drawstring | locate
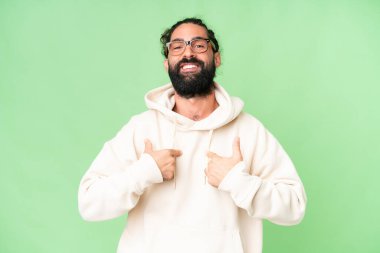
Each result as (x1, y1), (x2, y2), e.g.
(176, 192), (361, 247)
(170, 117), (214, 188)
(204, 129), (214, 185)
(172, 118), (178, 189)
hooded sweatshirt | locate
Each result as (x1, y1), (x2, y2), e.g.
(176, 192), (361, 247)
(78, 83), (307, 253)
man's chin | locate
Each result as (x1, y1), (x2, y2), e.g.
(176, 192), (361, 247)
(178, 71), (201, 81)
(179, 72), (199, 78)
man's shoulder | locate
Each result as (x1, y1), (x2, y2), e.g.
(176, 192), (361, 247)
(118, 109), (157, 130)
(132, 109), (156, 120)
(236, 111), (264, 127)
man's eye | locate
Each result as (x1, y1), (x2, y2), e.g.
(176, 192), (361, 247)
(171, 43), (184, 51)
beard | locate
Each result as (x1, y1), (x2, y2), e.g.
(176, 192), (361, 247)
(168, 57), (216, 99)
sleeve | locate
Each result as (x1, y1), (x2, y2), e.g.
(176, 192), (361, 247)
(78, 118), (163, 221)
(218, 121), (307, 225)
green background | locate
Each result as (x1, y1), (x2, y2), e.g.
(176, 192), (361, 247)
(1, 0), (379, 252)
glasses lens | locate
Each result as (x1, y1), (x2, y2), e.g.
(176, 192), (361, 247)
(169, 41), (185, 55)
(191, 39), (208, 53)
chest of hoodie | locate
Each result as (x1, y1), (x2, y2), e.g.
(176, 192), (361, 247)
(134, 121), (244, 231)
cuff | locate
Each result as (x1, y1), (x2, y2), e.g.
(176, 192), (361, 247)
(218, 161), (262, 208)
(112, 153), (163, 195)
(134, 153), (164, 185)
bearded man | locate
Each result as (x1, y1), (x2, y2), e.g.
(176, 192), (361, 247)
(78, 17), (307, 253)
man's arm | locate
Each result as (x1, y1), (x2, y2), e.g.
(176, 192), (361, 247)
(78, 117), (182, 222)
(78, 118), (163, 221)
(206, 124), (307, 225)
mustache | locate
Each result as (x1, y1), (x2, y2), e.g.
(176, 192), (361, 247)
(174, 57), (205, 69)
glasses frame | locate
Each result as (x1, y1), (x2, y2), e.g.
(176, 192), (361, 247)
(166, 38), (216, 56)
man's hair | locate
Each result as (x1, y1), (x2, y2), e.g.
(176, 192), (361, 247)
(160, 17), (220, 58)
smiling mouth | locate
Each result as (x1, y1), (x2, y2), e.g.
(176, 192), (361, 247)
(180, 63), (200, 73)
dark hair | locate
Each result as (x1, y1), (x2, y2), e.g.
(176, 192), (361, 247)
(160, 17), (220, 58)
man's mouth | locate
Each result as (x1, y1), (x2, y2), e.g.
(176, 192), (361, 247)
(180, 63), (200, 73)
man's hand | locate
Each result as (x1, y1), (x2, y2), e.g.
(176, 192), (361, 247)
(144, 139), (182, 181)
(205, 137), (243, 187)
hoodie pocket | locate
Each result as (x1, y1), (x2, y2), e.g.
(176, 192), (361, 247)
(144, 219), (244, 253)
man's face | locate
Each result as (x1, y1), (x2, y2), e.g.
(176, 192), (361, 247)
(164, 23), (221, 98)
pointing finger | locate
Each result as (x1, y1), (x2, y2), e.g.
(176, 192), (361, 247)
(207, 151), (219, 159)
(144, 139), (153, 153)
(232, 137), (242, 160)
(170, 149), (182, 157)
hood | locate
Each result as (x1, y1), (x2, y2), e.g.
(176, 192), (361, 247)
(144, 83), (244, 131)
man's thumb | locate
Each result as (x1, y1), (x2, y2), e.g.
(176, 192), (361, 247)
(232, 137), (242, 160)
(144, 139), (153, 153)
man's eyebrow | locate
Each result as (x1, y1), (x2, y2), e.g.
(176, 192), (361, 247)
(192, 36), (208, 40)
(170, 36), (208, 42)
(171, 38), (184, 42)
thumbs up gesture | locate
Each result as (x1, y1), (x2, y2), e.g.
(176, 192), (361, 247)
(205, 137), (243, 187)
(144, 139), (182, 181)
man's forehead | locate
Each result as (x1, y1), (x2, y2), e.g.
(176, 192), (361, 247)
(170, 23), (208, 41)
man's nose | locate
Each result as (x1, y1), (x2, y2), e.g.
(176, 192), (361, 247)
(182, 44), (195, 58)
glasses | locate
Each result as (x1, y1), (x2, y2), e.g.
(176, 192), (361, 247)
(166, 38), (215, 56)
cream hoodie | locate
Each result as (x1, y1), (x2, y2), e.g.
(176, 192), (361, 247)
(78, 83), (307, 253)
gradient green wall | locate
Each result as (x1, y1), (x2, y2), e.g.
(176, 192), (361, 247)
(1, 0), (379, 252)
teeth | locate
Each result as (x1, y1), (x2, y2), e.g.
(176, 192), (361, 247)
(183, 64), (196, 69)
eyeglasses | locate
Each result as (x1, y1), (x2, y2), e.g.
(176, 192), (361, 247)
(166, 38), (215, 56)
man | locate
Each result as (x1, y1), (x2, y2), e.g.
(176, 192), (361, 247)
(78, 18), (306, 253)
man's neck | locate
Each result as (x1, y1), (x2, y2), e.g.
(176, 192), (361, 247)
(173, 91), (219, 121)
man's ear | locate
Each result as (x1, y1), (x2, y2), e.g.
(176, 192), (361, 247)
(214, 52), (221, 68)
(163, 59), (169, 72)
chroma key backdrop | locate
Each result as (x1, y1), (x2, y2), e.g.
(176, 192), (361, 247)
(1, 1), (379, 253)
